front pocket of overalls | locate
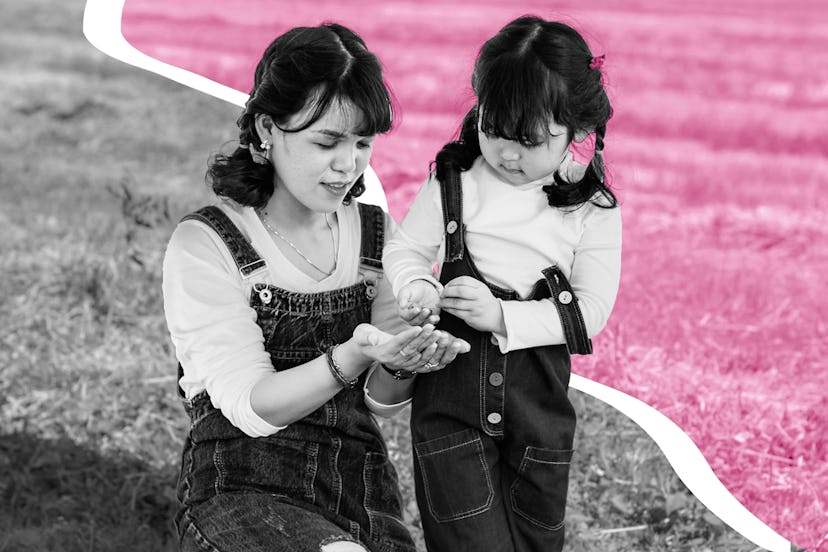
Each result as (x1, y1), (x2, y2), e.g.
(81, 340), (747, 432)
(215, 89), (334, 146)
(363, 452), (411, 551)
(510, 446), (573, 531)
(414, 428), (493, 522)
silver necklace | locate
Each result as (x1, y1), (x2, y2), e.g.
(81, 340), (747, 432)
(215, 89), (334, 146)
(257, 209), (337, 276)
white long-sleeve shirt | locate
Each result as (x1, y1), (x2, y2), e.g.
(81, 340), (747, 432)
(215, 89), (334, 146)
(162, 199), (410, 437)
(383, 156), (622, 353)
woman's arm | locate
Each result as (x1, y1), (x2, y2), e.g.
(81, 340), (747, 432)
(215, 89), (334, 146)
(163, 219), (436, 435)
(249, 323), (429, 425)
(163, 220), (283, 437)
(382, 175), (445, 296)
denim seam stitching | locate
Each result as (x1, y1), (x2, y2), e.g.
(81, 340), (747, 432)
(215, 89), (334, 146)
(330, 436), (343, 513)
(213, 441), (225, 497)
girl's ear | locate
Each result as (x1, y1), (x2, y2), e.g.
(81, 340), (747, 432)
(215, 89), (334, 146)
(254, 114), (274, 143)
(573, 129), (591, 143)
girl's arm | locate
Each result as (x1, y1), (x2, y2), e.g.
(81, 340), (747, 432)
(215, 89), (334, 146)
(365, 211), (469, 413)
(382, 174), (445, 296)
(494, 203), (622, 352)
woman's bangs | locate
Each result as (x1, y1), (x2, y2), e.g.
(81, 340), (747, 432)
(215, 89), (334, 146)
(339, 67), (393, 136)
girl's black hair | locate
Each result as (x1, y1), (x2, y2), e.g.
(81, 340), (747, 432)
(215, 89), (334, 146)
(208, 23), (394, 207)
(435, 16), (616, 209)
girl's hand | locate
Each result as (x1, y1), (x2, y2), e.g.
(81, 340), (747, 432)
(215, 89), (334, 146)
(398, 280), (441, 326)
(440, 276), (505, 334)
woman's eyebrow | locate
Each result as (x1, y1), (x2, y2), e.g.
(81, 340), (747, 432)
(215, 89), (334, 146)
(313, 129), (349, 138)
(313, 129), (376, 140)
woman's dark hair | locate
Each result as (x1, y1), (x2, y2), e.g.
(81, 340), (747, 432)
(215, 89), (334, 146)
(208, 23), (394, 207)
(435, 16), (616, 209)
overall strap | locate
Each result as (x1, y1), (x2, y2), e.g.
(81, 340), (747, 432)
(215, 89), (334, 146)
(357, 202), (386, 299)
(438, 167), (464, 262)
(541, 266), (593, 355)
(181, 206), (267, 279)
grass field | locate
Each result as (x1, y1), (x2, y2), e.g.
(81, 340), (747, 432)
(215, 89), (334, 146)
(1, 0), (825, 551)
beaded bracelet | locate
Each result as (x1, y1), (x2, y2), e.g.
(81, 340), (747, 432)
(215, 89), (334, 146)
(325, 345), (359, 389)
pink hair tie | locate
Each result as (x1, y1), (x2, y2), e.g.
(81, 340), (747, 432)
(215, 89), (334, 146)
(589, 54), (605, 69)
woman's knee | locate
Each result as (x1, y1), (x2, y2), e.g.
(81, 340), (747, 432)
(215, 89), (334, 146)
(320, 541), (368, 552)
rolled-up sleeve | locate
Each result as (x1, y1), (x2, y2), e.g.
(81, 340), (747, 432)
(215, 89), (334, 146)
(162, 221), (283, 437)
(494, 204), (622, 352)
(382, 175), (445, 296)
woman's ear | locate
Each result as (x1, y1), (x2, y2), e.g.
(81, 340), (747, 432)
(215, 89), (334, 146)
(254, 114), (274, 144)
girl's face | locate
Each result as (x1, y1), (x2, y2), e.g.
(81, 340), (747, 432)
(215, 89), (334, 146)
(478, 113), (571, 186)
(268, 99), (376, 215)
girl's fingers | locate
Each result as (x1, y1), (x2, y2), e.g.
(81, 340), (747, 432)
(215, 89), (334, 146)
(442, 286), (476, 300)
(409, 308), (433, 326)
(439, 298), (466, 310)
(400, 307), (420, 323)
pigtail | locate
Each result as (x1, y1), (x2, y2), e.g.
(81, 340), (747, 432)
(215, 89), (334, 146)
(591, 124), (606, 183)
(206, 105), (276, 210)
(544, 123), (616, 209)
(434, 106), (482, 185)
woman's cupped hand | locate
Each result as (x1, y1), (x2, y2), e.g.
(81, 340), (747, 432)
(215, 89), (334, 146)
(352, 323), (470, 375)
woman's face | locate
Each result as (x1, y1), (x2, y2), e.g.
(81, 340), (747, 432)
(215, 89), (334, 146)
(477, 112), (571, 186)
(268, 99), (376, 215)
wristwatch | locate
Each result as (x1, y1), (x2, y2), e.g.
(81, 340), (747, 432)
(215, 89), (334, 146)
(381, 364), (417, 380)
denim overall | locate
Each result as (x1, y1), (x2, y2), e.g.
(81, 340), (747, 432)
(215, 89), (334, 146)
(410, 171), (591, 552)
(174, 204), (415, 552)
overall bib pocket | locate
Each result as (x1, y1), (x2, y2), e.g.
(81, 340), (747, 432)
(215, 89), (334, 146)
(414, 428), (493, 522)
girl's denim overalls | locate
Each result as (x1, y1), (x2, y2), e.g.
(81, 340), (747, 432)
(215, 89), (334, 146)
(410, 172), (591, 552)
(173, 205), (415, 552)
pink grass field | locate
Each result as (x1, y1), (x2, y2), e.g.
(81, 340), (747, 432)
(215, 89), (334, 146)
(119, 0), (828, 549)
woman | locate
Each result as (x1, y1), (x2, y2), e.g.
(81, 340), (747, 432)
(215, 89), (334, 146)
(162, 23), (469, 552)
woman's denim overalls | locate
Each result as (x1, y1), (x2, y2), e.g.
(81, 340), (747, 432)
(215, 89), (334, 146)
(174, 204), (415, 552)
(410, 171), (592, 552)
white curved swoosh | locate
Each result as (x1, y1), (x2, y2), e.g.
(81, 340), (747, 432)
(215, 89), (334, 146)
(81, 0), (388, 211)
(570, 374), (793, 552)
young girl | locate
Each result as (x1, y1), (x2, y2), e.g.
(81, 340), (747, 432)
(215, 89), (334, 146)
(383, 16), (622, 552)
(163, 24), (468, 552)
